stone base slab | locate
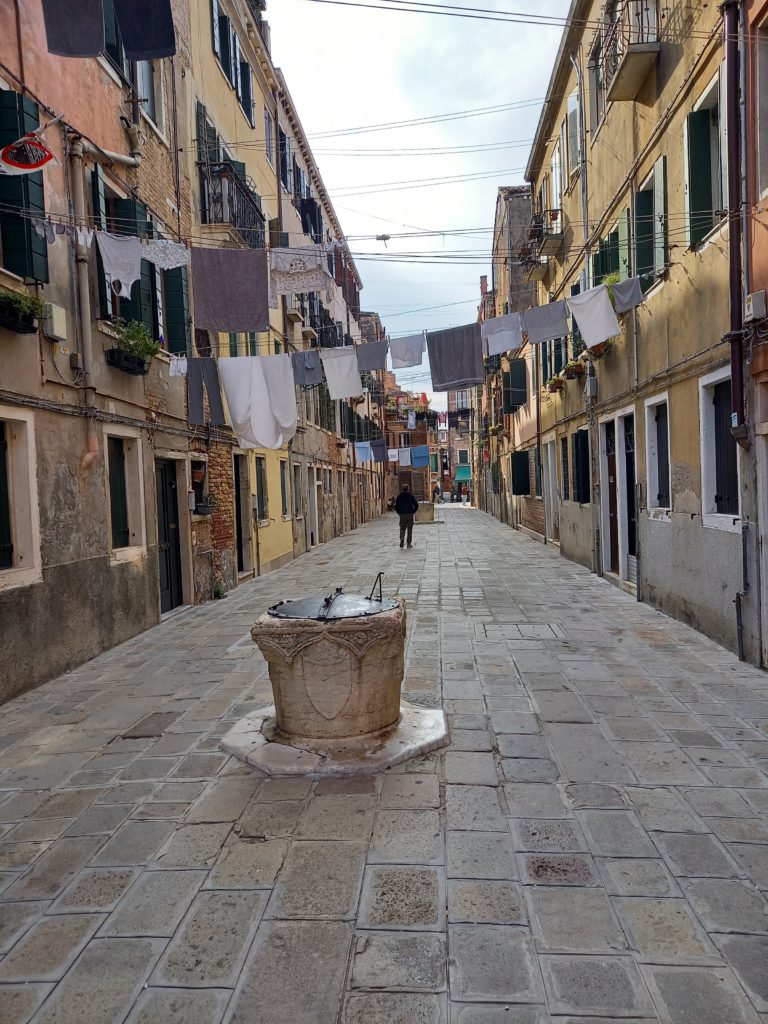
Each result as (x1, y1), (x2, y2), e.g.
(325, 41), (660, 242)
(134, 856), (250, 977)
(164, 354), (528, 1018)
(220, 702), (449, 776)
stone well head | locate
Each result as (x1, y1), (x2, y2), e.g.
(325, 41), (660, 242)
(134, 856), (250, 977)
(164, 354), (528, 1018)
(250, 590), (406, 742)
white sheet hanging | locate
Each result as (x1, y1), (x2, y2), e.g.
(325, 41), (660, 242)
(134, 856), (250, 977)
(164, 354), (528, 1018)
(481, 312), (524, 356)
(567, 284), (620, 348)
(389, 333), (425, 369)
(320, 347), (363, 399)
(218, 355), (297, 449)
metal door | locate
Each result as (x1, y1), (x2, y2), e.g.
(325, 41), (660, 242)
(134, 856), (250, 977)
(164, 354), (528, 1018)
(156, 460), (183, 613)
(605, 422), (619, 574)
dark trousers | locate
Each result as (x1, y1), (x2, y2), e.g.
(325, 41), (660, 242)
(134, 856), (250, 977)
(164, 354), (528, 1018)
(188, 358), (226, 426)
(399, 514), (414, 546)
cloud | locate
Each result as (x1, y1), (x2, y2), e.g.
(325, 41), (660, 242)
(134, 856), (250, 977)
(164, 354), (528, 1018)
(266, 0), (570, 398)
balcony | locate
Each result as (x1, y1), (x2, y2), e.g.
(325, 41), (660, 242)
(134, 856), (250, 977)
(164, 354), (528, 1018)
(198, 162), (265, 249)
(520, 243), (549, 283)
(539, 208), (564, 257)
(604, 1), (660, 103)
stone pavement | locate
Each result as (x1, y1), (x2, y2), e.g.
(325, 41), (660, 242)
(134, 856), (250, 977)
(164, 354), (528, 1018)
(1, 506), (768, 1024)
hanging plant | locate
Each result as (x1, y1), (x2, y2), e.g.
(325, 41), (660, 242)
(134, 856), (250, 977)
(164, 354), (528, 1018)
(563, 359), (585, 380)
(545, 375), (565, 393)
(105, 319), (161, 375)
(601, 271), (621, 310)
(586, 338), (615, 361)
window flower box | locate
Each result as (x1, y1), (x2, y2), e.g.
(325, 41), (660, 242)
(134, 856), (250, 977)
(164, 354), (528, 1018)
(105, 347), (151, 375)
(0, 288), (44, 335)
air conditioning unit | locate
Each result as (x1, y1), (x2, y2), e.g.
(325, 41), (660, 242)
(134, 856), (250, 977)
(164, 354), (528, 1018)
(745, 290), (766, 323)
(42, 302), (67, 342)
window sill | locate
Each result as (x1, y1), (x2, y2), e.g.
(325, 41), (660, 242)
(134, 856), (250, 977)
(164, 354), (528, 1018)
(647, 508), (671, 523)
(110, 545), (147, 565)
(0, 566), (43, 593)
(690, 219), (727, 253)
(702, 512), (741, 533)
(97, 55), (130, 90)
(281, 514), (292, 522)
(257, 519), (270, 528)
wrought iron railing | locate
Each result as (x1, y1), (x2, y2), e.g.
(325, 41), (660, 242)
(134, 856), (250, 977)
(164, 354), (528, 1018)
(602, 1), (658, 90)
(198, 161), (265, 249)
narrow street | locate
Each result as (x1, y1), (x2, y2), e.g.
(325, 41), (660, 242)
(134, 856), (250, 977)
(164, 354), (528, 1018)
(2, 506), (768, 1024)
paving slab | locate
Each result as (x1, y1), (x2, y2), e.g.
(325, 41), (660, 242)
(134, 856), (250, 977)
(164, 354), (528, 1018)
(653, 831), (741, 878)
(681, 877), (768, 932)
(359, 865), (443, 930)
(613, 897), (718, 964)
(124, 987), (231, 1024)
(343, 991), (447, 1024)
(713, 934), (768, 1012)
(448, 925), (543, 1003)
(0, 983), (53, 1024)
(270, 840), (366, 919)
(350, 930), (446, 991)
(641, 964), (761, 1024)
(527, 886), (627, 953)
(370, 809), (443, 863)
(0, 912), (102, 981)
(100, 868), (204, 936)
(446, 831), (517, 879)
(540, 955), (656, 1018)
(447, 879), (526, 924)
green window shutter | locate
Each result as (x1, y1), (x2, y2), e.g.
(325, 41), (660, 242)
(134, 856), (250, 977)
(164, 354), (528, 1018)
(230, 159), (246, 181)
(0, 423), (13, 569)
(508, 358), (527, 410)
(618, 207), (631, 280)
(553, 338), (565, 375)
(634, 187), (654, 291)
(112, 199), (155, 334)
(280, 461), (288, 517)
(687, 110), (714, 247)
(0, 91), (48, 282)
(91, 165), (113, 318)
(606, 228), (620, 276)
(652, 155), (667, 276)
(502, 370), (512, 414)
(164, 266), (190, 354)
(211, 0), (221, 57)
(228, 332), (239, 357)
(573, 430), (590, 504)
(511, 451), (530, 495)
(218, 15), (233, 82)
(107, 437), (130, 548)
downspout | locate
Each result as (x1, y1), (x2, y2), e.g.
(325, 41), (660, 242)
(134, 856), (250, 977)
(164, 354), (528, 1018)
(69, 128), (143, 471)
(722, 0), (746, 438)
(571, 50), (600, 574)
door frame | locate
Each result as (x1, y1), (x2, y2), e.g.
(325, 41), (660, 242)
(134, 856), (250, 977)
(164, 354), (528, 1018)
(542, 432), (559, 543)
(599, 405), (636, 583)
(154, 453), (192, 613)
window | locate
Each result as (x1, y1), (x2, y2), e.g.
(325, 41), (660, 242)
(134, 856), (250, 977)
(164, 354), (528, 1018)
(458, 450), (469, 465)
(264, 107), (274, 164)
(589, 36), (606, 131)
(571, 429), (591, 503)
(566, 89), (581, 179)
(293, 463), (302, 517)
(107, 437), (130, 549)
(274, 339), (282, 354)
(645, 396), (670, 510)
(455, 390), (470, 410)
(0, 91), (48, 282)
(239, 58), (254, 126)
(699, 370), (739, 526)
(0, 409), (42, 589)
(503, 359), (527, 413)
(686, 72), (727, 247)
(560, 435), (570, 501)
(759, 27), (768, 195)
(105, 429), (145, 558)
(280, 460), (289, 517)
(191, 459), (208, 513)
(634, 157), (667, 291)
(136, 61), (158, 126)
(229, 333), (240, 357)
(247, 332), (258, 356)
(430, 452), (438, 473)
(399, 433), (410, 448)
(104, 0), (129, 78)
(534, 446), (542, 497)
(279, 128), (292, 192)
(511, 451), (531, 495)
(553, 337), (566, 375)
(255, 455), (268, 521)
(551, 140), (562, 219)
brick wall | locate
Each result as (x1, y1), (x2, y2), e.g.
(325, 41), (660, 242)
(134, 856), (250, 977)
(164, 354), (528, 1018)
(520, 450), (545, 537)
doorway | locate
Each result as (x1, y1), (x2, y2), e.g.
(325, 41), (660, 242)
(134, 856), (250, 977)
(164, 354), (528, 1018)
(601, 411), (638, 584)
(233, 454), (252, 575)
(543, 439), (559, 543)
(624, 414), (638, 581)
(307, 466), (319, 547)
(605, 421), (620, 574)
(155, 459), (183, 613)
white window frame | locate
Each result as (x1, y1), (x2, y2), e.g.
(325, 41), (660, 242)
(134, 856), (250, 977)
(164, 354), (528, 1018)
(458, 449), (470, 465)
(699, 366), (741, 532)
(103, 423), (147, 563)
(0, 406), (42, 592)
(644, 391), (671, 521)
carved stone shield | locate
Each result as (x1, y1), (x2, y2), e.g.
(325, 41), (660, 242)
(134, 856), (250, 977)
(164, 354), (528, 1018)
(300, 639), (354, 720)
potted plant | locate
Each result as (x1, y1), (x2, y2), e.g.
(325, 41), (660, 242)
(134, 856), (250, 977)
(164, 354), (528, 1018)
(587, 338), (614, 361)
(194, 493), (215, 516)
(545, 375), (565, 393)
(0, 287), (45, 335)
(563, 359), (585, 380)
(105, 319), (161, 375)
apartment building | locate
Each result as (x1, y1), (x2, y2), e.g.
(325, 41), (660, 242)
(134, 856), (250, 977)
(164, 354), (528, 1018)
(484, 0), (759, 659)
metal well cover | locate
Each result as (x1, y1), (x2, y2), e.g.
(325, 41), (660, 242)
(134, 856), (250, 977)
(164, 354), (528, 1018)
(267, 592), (399, 620)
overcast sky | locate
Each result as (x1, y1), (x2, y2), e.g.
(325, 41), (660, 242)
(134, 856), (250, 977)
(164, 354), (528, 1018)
(267, 0), (571, 408)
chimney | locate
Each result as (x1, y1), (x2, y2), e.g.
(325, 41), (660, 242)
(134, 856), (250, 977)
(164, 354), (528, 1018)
(480, 275), (488, 296)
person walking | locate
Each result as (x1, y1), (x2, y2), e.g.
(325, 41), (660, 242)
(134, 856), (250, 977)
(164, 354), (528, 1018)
(461, 483), (469, 505)
(432, 483), (442, 504)
(395, 484), (419, 548)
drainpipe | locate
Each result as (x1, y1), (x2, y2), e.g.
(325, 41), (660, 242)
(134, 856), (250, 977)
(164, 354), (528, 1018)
(722, 0), (746, 439)
(69, 129), (143, 470)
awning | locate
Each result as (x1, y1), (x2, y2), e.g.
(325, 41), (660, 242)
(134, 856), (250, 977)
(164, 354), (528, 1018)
(455, 465), (471, 482)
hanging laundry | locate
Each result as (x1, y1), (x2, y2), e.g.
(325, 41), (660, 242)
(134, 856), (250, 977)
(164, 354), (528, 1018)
(437, 412), (447, 427)
(399, 448), (412, 467)
(76, 226), (94, 248)
(371, 439), (388, 464)
(481, 312), (523, 357)
(169, 356), (187, 377)
(32, 219), (46, 240)
(291, 348), (323, 387)
(113, 0), (176, 59)
(426, 323), (484, 391)
(611, 276), (644, 315)
(43, 222), (56, 244)
(354, 441), (373, 463)
(64, 225), (76, 237)
(187, 358), (226, 427)
(219, 355), (297, 450)
(411, 445), (430, 468)
(567, 285), (620, 349)
(55, 223), (66, 234)
(320, 347), (363, 400)
(390, 332), (425, 369)
(269, 246), (335, 308)
(144, 238), (190, 271)
(42, 0), (104, 58)
(407, 410), (416, 430)
(522, 301), (569, 345)
(355, 340), (388, 372)
(191, 247), (269, 333)
(96, 232), (143, 299)
(388, 448), (400, 463)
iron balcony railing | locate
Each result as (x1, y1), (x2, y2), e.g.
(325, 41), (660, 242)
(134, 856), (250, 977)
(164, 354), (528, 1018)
(602, 1), (659, 91)
(198, 161), (265, 249)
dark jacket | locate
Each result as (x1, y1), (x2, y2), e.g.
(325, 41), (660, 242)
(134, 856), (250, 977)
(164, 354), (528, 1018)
(395, 492), (419, 515)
